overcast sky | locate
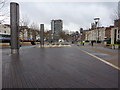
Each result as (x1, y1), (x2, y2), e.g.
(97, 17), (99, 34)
(7, 0), (120, 31)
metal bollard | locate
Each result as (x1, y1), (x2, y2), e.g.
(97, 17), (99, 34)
(10, 2), (20, 54)
(40, 24), (44, 48)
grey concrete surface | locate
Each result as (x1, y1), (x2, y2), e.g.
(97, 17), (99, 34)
(76, 45), (118, 61)
(0, 49), (2, 90)
(2, 46), (119, 88)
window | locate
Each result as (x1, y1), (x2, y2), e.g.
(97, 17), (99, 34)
(4, 31), (6, 33)
(118, 29), (120, 38)
(115, 20), (118, 27)
(114, 29), (117, 44)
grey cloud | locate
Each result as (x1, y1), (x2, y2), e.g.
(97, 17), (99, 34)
(10, 2), (119, 31)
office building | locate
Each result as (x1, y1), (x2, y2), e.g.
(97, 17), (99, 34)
(51, 19), (63, 41)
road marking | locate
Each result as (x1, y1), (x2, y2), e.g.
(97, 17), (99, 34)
(77, 47), (120, 70)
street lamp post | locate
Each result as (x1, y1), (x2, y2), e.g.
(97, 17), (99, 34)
(94, 17), (100, 42)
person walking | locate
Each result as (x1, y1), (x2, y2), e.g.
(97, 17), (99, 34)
(83, 41), (85, 46)
(91, 41), (94, 47)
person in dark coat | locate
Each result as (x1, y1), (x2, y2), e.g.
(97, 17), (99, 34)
(91, 41), (94, 47)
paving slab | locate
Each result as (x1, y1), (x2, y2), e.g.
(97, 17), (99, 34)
(0, 49), (2, 90)
(2, 46), (119, 88)
(77, 45), (119, 67)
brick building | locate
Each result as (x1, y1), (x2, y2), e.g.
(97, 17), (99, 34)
(105, 26), (114, 39)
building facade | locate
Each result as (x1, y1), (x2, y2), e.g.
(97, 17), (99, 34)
(84, 27), (106, 42)
(0, 24), (10, 35)
(111, 27), (119, 44)
(51, 19), (63, 41)
(84, 19), (120, 46)
(111, 19), (120, 44)
(0, 24), (40, 42)
(19, 27), (40, 41)
(105, 26), (114, 39)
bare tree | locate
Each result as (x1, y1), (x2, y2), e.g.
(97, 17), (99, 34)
(30, 22), (39, 30)
(111, 1), (120, 21)
(30, 22), (39, 41)
(20, 15), (30, 27)
(19, 16), (31, 41)
(0, 0), (9, 24)
(0, 0), (5, 10)
(59, 31), (71, 41)
(118, 1), (120, 19)
(44, 30), (50, 40)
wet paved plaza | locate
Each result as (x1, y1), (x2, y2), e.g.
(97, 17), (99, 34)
(2, 46), (119, 88)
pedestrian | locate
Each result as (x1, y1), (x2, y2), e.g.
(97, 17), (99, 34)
(83, 41), (85, 46)
(91, 41), (94, 47)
